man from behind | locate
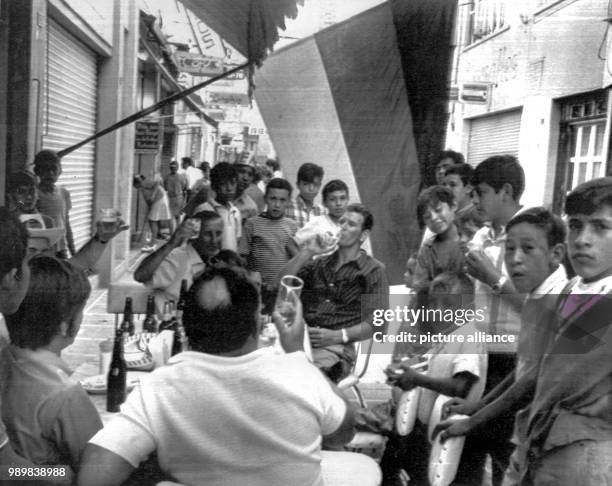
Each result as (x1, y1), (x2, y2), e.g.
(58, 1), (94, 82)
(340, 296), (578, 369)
(77, 267), (380, 486)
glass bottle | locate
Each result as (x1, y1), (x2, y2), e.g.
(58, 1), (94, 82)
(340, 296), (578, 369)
(142, 295), (158, 334)
(106, 327), (127, 412)
(120, 297), (134, 338)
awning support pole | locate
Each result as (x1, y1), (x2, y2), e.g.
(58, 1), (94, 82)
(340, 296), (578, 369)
(57, 62), (249, 157)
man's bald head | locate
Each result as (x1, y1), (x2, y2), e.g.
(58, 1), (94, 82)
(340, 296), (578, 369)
(183, 267), (260, 354)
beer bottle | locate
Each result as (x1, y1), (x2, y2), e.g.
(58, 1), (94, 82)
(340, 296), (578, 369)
(107, 327), (127, 412)
(158, 301), (174, 333)
(120, 297), (134, 338)
(142, 295), (158, 333)
(172, 280), (189, 355)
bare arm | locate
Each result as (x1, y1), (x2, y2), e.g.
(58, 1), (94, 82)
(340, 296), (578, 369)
(322, 379), (357, 447)
(133, 223), (192, 283)
(69, 220), (128, 274)
(76, 444), (135, 486)
(387, 365), (476, 399)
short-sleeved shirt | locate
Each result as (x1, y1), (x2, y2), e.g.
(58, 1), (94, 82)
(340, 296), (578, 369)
(37, 186), (71, 252)
(0, 346), (102, 469)
(286, 195), (327, 229)
(412, 231), (465, 293)
(239, 214), (298, 288)
(88, 349), (346, 486)
(195, 199), (242, 252)
(146, 243), (206, 314)
(298, 251), (389, 350)
(183, 166), (202, 189)
(469, 221), (522, 353)
(418, 322), (487, 424)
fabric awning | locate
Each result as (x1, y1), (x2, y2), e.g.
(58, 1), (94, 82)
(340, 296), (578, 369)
(179, 0), (303, 66)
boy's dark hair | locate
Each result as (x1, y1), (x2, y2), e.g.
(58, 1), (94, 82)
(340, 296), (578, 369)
(210, 162), (237, 192)
(565, 177), (612, 216)
(6, 256), (91, 350)
(444, 163), (474, 186)
(345, 203), (374, 232)
(297, 163), (324, 184)
(183, 267), (259, 354)
(437, 150), (465, 166)
(456, 205), (487, 228)
(0, 207), (28, 278)
(8, 170), (38, 190)
(416, 185), (456, 228)
(472, 155), (525, 201)
(181, 157), (194, 167)
(33, 149), (61, 168)
(506, 207), (566, 247)
(322, 179), (349, 202)
(265, 178), (293, 197)
(266, 159), (280, 172)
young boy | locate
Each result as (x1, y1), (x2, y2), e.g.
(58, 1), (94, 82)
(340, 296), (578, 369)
(34, 150), (75, 258)
(285, 163), (326, 229)
(7, 170), (55, 229)
(2, 256), (102, 474)
(435, 207), (568, 484)
(239, 178), (298, 312)
(442, 163), (474, 218)
(382, 272), (487, 485)
(412, 186), (465, 295)
(456, 205), (487, 253)
(520, 178), (612, 485)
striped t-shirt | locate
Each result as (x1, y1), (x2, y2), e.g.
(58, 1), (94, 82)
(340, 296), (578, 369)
(239, 214), (298, 288)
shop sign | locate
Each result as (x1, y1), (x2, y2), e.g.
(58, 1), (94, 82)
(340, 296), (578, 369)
(134, 121), (159, 153)
(206, 91), (250, 107)
(460, 83), (490, 104)
(173, 51), (224, 76)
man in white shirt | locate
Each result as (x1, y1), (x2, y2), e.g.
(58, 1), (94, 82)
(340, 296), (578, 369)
(77, 267), (380, 486)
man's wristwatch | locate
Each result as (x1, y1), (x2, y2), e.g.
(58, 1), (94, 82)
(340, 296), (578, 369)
(341, 328), (349, 344)
(491, 275), (508, 294)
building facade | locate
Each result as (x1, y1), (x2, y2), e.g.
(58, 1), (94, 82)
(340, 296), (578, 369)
(447, 0), (612, 209)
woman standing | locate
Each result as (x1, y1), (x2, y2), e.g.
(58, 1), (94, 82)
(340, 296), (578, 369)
(133, 174), (171, 252)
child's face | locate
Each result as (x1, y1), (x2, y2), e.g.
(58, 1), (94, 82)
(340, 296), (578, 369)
(324, 190), (349, 220)
(472, 182), (504, 223)
(423, 201), (456, 235)
(457, 219), (480, 252)
(11, 185), (38, 212)
(443, 174), (471, 208)
(34, 163), (61, 186)
(435, 157), (455, 184)
(567, 205), (612, 282)
(265, 188), (291, 219)
(505, 222), (563, 293)
(297, 177), (322, 203)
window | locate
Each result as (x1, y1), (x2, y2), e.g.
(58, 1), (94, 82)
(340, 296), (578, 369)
(470, 0), (507, 43)
(567, 122), (606, 190)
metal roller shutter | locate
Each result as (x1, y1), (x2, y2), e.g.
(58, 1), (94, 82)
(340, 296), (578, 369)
(43, 19), (97, 248)
(467, 109), (522, 166)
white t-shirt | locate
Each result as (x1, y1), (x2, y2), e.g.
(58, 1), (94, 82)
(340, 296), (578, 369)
(417, 322), (488, 424)
(90, 348), (346, 486)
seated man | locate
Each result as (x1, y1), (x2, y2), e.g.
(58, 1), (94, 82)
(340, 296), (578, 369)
(77, 267), (380, 486)
(134, 210), (223, 314)
(280, 203), (389, 382)
(3, 256), (102, 475)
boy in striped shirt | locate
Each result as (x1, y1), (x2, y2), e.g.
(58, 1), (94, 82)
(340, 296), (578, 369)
(239, 178), (299, 312)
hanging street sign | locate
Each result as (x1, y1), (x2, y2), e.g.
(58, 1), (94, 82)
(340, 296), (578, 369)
(173, 51), (225, 76)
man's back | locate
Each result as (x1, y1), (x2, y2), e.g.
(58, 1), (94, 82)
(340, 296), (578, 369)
(89, 348), (346, 486)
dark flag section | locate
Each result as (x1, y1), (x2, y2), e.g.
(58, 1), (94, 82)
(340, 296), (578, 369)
(255, 1), (456, 283)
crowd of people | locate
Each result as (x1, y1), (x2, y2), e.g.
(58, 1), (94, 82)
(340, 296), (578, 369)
(0, 146), (611, 486)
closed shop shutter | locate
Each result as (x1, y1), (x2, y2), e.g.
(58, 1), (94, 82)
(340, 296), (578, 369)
(43, 19), (98, 249)
(467, 109), (522, 166)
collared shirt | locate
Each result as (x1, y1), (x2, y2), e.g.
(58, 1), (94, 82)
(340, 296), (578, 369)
(0, 346), (102, 469)
(470, 219), (522, 353)
(195, 199), (242, 252)
(285, 195), (326, 229)
(234, 193), (259, 225)
(148, 243), (206, 314)
(298, 250), (389, 332)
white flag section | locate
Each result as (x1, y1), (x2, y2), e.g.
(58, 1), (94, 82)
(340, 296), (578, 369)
(255, 2), (422, 283)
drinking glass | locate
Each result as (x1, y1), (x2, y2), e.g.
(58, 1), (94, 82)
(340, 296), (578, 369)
(99, 208), (120, 233)
(274, 275), (304, 327)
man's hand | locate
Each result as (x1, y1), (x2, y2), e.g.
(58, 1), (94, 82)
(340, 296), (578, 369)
(465, 248), (499, 286)
(169, 219), (198, 247)
(385, 364), (422, 391)
(441, 397), (481, 419)
(431, 417), (473, 443)
(273, 300), (305, 353)
(308, 327), (341, 348)
(94, 218), (129, 243)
